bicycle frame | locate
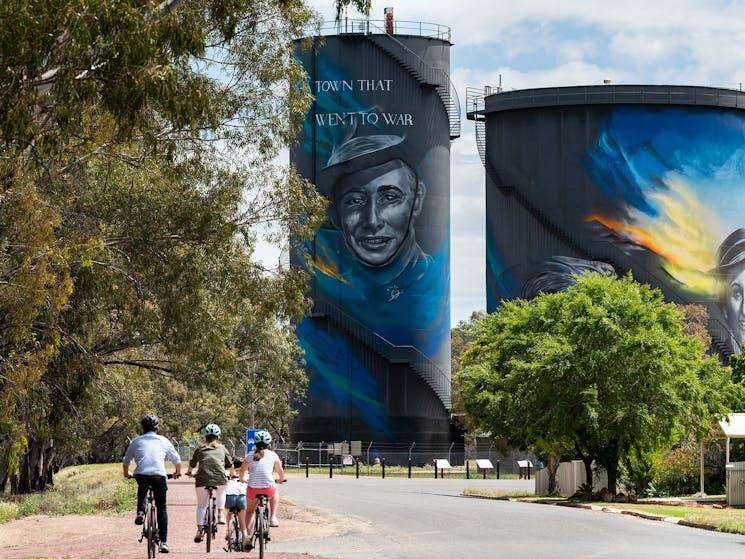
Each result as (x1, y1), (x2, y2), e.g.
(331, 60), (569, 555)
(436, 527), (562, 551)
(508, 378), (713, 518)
(203, 485), (218, 553)
(224, 505), (243, 552)
(251, 493), (271, 558)
(139, 486), (158, 559)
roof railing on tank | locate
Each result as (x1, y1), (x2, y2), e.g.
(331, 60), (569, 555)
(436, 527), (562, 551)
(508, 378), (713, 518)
(310, 18), (451, 41)
(300, 19), (460, 139)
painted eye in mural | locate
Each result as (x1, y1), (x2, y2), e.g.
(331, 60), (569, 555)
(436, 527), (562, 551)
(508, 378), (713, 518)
(730, 284), (743, 304)
(377, 186), (404, 205)
(341, 192), (368, 208)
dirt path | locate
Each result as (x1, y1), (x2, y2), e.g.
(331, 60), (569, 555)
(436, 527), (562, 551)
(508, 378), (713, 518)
(0, 475), (335, 559)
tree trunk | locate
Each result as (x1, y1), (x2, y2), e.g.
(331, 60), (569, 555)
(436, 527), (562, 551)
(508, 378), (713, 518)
(583, 456), (593, 489)
(545, 454), (560, 495)
(11, 438), (56, 494)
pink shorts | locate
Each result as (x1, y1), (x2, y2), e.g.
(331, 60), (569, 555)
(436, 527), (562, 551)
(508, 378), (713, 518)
(247, 485), (277, 500)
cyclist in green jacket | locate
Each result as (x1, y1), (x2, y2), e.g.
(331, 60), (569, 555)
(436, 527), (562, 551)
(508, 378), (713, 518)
(186, 423), (233, 543)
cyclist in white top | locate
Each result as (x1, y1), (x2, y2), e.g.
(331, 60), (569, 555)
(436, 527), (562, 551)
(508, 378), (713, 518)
(224, 457), (249, 543)
(238, 430), (284, 550)
(123, 414), (182, 554)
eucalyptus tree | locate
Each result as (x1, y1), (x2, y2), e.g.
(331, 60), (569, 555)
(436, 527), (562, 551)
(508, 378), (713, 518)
(458, 273), (736, 495)
(0, 0), (328, 492)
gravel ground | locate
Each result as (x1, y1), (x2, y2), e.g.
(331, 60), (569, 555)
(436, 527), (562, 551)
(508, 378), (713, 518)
(0, 475), (333, 559)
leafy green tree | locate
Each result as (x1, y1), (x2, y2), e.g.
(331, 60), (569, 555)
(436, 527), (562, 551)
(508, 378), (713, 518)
(458, 273), (736, 495)
(450, 310), (485, 433)
(333, 0), (372, 20)
(0, 0), (327, 493)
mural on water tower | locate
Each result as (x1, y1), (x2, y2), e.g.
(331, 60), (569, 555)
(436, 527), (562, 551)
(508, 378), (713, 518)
(291, 29), (453, 442)
(483, 93), (745, 358)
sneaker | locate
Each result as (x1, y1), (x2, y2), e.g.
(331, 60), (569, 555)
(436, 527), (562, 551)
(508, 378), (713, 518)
(270, 516), (279, 527)
(159, 542), (169, 553)
(217, 514), (226, 524)
(194, 528), (204, 543)
(244, 541), (253, 551)
(134, 512), (145, 525)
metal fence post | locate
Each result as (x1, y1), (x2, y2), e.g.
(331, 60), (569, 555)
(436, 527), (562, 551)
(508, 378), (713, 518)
(408, 458), (412, 479)
(381, 457), (385, 479)
(305, 456), (309, 478)
(497, 459), (500, 479)
(466, 460), (470, 479)
(329, 455), (333, 478)
(356, 457), (360, 479)
(434, 460), (438, 479)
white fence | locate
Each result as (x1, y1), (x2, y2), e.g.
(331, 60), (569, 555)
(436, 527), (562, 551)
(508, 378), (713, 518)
(534, 460), (608, 497)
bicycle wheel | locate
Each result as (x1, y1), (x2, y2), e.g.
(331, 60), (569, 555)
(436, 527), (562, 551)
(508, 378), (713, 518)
(256, 512), (266, 559)
(146, 503), (157, 559)
(205, 503), (213, 553)
(231, 518), (242, 552)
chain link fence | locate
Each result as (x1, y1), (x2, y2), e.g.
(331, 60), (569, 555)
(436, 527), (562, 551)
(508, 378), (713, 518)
(172, 437), (535, 477)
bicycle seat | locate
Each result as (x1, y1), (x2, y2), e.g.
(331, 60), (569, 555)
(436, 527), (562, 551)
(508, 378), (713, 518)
(205, 485), (218, 491)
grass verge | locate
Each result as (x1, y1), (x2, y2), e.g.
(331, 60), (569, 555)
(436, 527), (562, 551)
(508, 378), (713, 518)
(592, 502), (745, 535)
(463, 489), (745, 535)
(0, 463), (136, 524)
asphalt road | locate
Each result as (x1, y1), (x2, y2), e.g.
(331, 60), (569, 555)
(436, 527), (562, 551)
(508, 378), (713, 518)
(274, 475), (745, 559)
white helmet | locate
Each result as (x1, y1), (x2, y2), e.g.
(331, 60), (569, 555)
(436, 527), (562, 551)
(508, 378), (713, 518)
(254, 430), (272, 445)
(205, 423), (221, 437)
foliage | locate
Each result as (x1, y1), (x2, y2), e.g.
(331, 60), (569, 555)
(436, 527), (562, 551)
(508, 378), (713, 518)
(621, 445), (664, 497)
(333, 0), (372, 20)
(0, 464), (136, 523)
(450, 310), (486, 432)
(652, 437), (726, 497)
(0, 0), (328, 492)
(457, 272), (737, 495)
(573, 482), (594, 500)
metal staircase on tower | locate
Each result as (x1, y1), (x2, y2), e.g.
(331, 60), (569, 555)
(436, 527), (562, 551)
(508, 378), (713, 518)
(312, 298), (452, 410)
(362, 21), (461, 140)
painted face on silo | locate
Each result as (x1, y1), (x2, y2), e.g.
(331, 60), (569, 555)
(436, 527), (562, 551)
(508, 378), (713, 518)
(333, 159), (423, 268)
(715, 229), (745, 349)
(724, 266), (745, 345)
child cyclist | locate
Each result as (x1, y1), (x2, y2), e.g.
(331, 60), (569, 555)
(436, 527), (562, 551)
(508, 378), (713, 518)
(239, 430), (285, 551)
(224, 457), (248, 544)
(186, 423), (233, 543)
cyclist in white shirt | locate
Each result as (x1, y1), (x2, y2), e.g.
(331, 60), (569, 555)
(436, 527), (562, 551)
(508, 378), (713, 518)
(224, 457), (249, 543)
(123, 414), (182, 554)
(238, 430), (284, 551)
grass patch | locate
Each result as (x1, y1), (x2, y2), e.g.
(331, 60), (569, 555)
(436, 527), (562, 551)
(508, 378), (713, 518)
(463, 487), (537, 499)
(595, 503), (745, 534)
(0, 463), (136, 524)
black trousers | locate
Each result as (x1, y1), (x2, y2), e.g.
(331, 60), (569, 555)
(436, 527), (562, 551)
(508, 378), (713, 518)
(135, 475), (169, 542)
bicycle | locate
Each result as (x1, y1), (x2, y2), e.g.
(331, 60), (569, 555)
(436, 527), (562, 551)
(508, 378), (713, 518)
(223, 504), (243, 552)
(135, 473), (175, 558)
(249, 480), (286, 558)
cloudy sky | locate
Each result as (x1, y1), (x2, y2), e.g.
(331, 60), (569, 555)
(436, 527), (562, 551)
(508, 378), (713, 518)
(297, 0), (745, 325)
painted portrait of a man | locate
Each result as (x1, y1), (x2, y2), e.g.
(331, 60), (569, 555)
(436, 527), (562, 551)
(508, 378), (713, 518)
(319, 134), (434, 305)
(713, 228), (745, 355)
